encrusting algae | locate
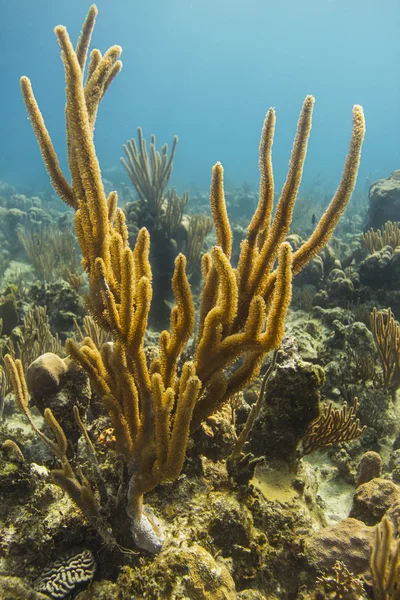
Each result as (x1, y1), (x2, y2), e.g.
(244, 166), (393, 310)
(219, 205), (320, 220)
(7, 4), (365, 554)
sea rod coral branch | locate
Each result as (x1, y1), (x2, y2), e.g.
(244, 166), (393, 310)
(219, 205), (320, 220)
(18, 4), (365, 553)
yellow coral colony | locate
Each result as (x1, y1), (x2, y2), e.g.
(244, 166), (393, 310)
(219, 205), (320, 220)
(18, 5), (365, 552)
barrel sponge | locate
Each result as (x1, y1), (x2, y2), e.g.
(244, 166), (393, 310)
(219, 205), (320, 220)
(26, 352), (67, 397)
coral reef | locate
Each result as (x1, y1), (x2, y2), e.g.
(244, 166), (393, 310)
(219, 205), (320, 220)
(8, 4), (400, 600)
(246, 337), (324, 467)
(367, 170), (400, 229)
(121, 130), (213, 327)
(17, 0), (364, 559)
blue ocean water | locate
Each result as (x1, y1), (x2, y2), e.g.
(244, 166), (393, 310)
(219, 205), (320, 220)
(0, 0), (398, 196)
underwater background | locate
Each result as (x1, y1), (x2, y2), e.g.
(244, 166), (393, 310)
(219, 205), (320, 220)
(0, 1), (400, 599)
(1, 0), (399, 193)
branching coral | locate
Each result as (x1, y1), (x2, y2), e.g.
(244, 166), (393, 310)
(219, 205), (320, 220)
(370, 307), (400, 398)
(363, 221), (400, 254)
(316, 561), (366, 599)
(121, 128), (178, 217)
(0, 305), (63, 395)
(4, 355), (115, 544)
(18, 4), (365, 552)
(299, 397), (366, 457)
(17, 224), (81, 283)
(185, 213), (213, 274)
(163, 188), (188, 236)
(370, 515), (400, 599)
